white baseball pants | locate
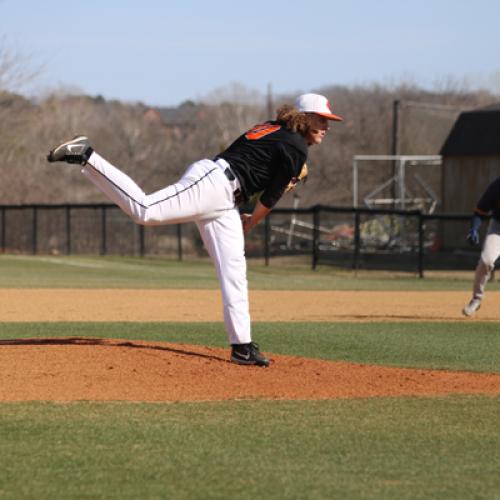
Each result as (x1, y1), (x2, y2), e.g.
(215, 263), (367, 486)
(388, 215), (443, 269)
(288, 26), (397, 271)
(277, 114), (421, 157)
(82, 152), (251, 345)
(472, 218), (500, 299)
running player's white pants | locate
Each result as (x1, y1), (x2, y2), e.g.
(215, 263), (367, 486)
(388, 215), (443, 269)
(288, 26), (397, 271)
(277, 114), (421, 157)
(472, 218), (500, 299)
(82, 152), (251, 345)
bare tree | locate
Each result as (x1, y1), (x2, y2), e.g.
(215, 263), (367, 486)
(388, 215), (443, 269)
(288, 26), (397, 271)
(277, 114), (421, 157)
(0, 37), (40, 92)
(199, 83), (267, 150)
(0, 36), (44, 202)
(1, 71), (498, 207)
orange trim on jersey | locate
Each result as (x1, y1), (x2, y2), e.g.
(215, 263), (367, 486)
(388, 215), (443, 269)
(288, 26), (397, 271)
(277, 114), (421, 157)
(245, 123), (281, 140)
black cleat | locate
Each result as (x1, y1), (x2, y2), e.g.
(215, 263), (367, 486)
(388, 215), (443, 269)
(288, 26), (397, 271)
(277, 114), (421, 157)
(230, 342), (270, 367)
(47, 136), (93, 165)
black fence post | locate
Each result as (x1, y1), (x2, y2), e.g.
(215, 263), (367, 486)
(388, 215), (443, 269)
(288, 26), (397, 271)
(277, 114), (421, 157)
(264, 214), (270, 266)
(32, 207), (38, 255)
(100, 206), (107, 256)
(418, 212), (424, 278)
(66, 206), (71, 255)
(177, 224), (183, 261)
(312, 206), (320, 270)
(1, 207), (5, 253)
(0, 203), (478, 274)
(353, 210), (361, 270)
(139, 225), (145, 257)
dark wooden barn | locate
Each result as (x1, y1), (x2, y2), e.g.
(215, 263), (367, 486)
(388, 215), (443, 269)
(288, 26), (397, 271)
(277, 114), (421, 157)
(440, 103), (500, 215)
(433, 103), (500, 260)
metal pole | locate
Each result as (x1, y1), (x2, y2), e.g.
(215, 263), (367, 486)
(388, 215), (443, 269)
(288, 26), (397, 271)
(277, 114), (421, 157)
(398, 158), (406, 247)
(399, 158), (406, 210)
(139, 225), (145, 257)
(267, 82), (273, 119)
(100, 206), (106, 256)
(391, 100), (400, 209)
(353, 211), (361, 270)
(264, 214), (270, 266)
(353, 158), (358, 207)
(177, 224), (183, 261)
(312, 206), (319, 270)
(1, 208), (5, 253)
(391, 100), (400, 156)
(66, 206), (71, 255)
(286, 195), (300, 249)
(418, 212), (424, 278)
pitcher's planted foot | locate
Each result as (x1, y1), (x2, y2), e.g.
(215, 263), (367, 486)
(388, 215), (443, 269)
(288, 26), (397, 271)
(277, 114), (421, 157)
(231, 342), (270, 367)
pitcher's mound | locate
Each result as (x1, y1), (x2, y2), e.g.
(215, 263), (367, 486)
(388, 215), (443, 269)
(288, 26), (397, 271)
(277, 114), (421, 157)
(1, 337), (499, 401)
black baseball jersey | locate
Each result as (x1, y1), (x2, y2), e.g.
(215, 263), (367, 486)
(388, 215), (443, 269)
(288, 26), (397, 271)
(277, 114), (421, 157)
(475, 176), (500, 222)
(215, 121), (308, 208)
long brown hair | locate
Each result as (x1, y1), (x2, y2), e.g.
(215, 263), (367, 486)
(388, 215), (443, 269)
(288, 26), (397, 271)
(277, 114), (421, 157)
(276, 104), (312, 136)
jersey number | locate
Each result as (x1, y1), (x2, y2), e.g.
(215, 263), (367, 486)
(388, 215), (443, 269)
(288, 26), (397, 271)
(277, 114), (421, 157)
(245, 123), (281, 140)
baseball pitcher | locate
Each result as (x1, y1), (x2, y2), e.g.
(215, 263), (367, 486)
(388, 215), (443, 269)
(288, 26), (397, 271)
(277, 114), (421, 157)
(47, 93), (343, 366)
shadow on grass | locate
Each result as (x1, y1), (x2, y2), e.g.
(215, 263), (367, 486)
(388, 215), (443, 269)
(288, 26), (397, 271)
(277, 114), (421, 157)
(0, 337), (228, 363)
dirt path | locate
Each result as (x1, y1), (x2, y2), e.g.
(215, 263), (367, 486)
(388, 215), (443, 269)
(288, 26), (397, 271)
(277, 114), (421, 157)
(0, 289), (499, 402)
(1, 289), (499, 322)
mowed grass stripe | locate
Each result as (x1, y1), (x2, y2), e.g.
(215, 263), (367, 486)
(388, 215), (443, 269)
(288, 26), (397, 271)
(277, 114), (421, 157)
(1, 321), (499, 372)
(0, 397), (499, 499)
(2, 254), (499, 291)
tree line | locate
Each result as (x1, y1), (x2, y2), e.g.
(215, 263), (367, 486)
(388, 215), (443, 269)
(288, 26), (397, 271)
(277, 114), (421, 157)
(0, 73), (497, 208)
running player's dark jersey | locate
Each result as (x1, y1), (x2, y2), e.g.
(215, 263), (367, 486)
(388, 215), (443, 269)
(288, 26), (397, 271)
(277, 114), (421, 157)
(215, 121), (308, 208)
(475, 176), (500, 222)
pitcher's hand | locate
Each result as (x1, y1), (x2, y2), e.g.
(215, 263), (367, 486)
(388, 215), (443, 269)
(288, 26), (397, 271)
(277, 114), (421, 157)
(241, 213), (253, 233)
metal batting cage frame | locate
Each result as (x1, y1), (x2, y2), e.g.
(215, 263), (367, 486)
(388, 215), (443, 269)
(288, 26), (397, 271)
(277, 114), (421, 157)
(352, 155), (442, 212)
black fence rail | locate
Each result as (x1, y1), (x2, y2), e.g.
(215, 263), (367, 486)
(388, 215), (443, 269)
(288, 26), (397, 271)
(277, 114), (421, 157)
(0, 203), (480, 277)
(262, 205), (479, 276)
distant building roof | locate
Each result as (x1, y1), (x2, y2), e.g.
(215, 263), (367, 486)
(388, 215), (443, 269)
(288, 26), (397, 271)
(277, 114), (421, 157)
(141, 101), (208, 131)
(440, 102), (500, 156)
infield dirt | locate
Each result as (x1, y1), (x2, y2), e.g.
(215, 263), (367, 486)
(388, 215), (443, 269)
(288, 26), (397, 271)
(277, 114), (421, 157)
(1, 289), (499, 401)
(1, 289), (500, 322)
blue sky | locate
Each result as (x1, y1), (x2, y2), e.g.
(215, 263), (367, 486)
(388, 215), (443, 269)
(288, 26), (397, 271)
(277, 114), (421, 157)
(1, 0), (499, 106)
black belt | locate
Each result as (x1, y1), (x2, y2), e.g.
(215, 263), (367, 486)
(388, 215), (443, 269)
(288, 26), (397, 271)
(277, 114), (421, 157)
(223, 167), (246, 205)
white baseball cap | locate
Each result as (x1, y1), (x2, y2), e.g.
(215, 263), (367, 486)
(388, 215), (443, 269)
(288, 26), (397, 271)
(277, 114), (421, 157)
(295, 93), (343, 121)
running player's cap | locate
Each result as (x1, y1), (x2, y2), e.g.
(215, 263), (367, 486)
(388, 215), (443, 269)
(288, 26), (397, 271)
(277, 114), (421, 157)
(295, 93), (343, 121)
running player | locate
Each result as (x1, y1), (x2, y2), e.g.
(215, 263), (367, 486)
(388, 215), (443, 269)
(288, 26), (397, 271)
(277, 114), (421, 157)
(47, 93), (343, 365)
(463, 176), (500, 316)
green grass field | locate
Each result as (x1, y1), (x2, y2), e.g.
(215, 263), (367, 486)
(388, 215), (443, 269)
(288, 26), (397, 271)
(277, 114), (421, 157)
(0, 255), (499, 499)
(2, 254), (499, 291)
